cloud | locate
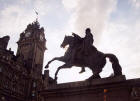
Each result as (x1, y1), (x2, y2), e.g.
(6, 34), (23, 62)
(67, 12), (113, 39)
(130, 0), (140, 9)
(0, 0), (50, 35)
(0, 6), (34, 35)
(98, 15), (140, 79)
(34, 0), (50, 16)
(62, 0), (79, 11)
(63, 0), (117, 44)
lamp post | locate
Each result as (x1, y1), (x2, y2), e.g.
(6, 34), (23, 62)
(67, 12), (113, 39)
(104, 89), (108, 101)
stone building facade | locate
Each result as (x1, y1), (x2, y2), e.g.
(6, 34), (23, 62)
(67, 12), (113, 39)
(0, 21), (48, 101)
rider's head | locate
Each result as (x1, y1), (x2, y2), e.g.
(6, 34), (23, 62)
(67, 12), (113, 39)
(85, 28), (91, 34)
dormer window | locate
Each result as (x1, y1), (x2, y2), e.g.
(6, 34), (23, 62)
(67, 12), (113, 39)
(40, 34), (44, 41)
(33, 82), (36, 87)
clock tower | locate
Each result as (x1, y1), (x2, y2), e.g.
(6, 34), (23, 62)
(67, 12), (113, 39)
(16, 20), (46, 79)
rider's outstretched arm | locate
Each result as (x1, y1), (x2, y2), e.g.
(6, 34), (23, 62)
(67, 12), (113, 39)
(72, 32), (81, 40)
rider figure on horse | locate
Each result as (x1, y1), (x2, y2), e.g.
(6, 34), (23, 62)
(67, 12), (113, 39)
(83, 28), (94, 55)
(71, 28), (94, 73)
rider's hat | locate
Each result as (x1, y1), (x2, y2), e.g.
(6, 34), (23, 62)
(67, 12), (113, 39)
(86, 28), (91, 32)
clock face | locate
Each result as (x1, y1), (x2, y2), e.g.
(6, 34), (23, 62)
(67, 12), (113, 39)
(40, 35), (44, 41)
(25, 32), (31, 37)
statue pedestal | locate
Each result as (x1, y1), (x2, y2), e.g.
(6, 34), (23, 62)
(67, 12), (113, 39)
(86, 75), (126, 86)
(39, 76), (140, 101)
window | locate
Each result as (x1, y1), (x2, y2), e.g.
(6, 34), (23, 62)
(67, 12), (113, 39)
(33, 82), (36, 87)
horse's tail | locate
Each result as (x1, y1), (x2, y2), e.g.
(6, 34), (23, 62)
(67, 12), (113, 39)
(104, 53), (119, 63)
(104, 53), (122, 76)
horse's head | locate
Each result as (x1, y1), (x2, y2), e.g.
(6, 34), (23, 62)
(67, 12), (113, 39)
(61, 35), (73, 48)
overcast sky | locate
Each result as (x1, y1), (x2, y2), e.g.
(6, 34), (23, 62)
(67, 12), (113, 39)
(0, 0), (140, 83)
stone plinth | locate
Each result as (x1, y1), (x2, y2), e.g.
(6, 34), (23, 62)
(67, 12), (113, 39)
(39, 76), (140, 101)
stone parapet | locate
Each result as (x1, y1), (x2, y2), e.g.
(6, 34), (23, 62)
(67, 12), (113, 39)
(39, 76), (140, 101)
(46, 75), (126, 90)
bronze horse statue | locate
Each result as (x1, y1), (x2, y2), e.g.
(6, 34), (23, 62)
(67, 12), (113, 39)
(45, 35), (122, 81)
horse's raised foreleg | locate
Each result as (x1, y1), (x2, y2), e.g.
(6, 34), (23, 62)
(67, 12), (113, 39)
(45, 56), (65, 68)
(54, 63), (73, 81)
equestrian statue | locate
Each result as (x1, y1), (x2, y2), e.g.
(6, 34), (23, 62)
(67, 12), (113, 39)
(45, 28), (122, 81)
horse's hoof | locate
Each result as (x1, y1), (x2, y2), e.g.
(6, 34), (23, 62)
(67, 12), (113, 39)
(79, 70), (85, 74)
(79, 71), (82, 74)
(45, 65), (49, 68)
(79, 71), (84, 74)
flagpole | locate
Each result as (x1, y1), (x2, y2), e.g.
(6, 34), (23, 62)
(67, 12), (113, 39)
(34, 9), (38, 21)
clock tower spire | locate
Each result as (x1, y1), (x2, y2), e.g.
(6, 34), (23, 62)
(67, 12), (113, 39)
(16, 20), (46, 79)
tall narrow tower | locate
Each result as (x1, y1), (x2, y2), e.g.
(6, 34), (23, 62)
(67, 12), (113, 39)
(16, 20), (46, 79)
